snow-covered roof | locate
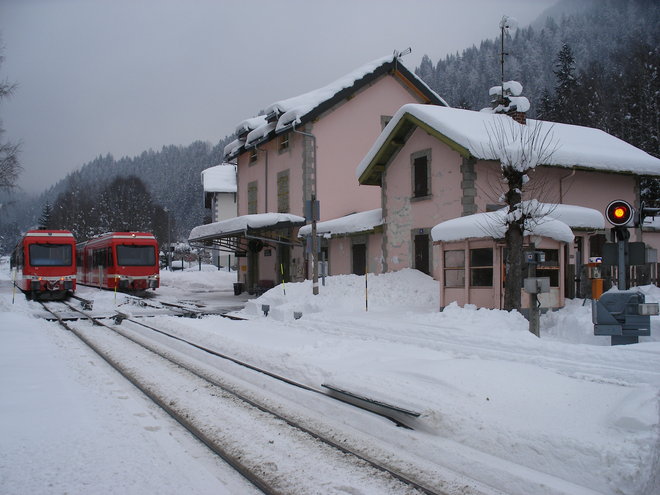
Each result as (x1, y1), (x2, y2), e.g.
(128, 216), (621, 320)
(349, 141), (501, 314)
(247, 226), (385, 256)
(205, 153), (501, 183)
(357, 104), (660, 183)
(537, 203), (605, 230)
(201, 164), (237, 193)
(298, 209), (383, 238)
(430, 202), (603, 244)
(189, 213), (305, 242)
(224, 55), (447, 160)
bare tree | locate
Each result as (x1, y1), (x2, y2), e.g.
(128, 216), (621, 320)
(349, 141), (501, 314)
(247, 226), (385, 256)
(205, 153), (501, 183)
(0, 42), (21, 191)
(483, 117), (558, 310)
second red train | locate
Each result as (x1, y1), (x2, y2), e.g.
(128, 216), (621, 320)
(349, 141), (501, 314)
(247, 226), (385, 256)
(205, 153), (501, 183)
(76, 232), (160, 292)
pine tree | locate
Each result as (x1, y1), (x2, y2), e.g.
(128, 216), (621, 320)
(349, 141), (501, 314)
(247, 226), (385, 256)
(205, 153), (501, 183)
(552, 43), (580, 124)
(38, 202), (52, 229)
(537, 88), (555, 121)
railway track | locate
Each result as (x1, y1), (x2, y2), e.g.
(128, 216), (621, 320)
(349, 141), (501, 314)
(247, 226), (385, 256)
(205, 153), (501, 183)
(40, 300), (480, 495)
(297, 313), (660, 385)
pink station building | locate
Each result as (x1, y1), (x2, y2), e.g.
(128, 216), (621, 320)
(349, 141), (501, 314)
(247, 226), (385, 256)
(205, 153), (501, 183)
(189, 54), (660, 310)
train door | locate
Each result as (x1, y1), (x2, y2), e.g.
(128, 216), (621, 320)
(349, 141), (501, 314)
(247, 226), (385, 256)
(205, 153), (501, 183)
(277, 244), (290, 284)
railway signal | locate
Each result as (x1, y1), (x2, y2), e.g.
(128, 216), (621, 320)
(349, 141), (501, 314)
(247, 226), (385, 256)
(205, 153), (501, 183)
(605, 199), (660, 228)
(605, 199), (634, 227)
(595, 199), (659, 345)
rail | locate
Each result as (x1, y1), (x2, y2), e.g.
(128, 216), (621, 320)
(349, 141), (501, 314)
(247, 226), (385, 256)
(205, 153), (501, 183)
(40, 300), (449, 495)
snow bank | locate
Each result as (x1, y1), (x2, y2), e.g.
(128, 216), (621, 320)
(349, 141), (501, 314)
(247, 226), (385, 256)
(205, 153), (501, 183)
(240, 268), (439, 320)
(542, 285), (660, 345)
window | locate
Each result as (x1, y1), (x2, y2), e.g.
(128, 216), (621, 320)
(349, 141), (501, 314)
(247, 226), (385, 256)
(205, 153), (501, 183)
(117, 245), (156, 267)
(248, 181), (258, 214)
(28, 243), (72, 267)
(470, 248), (493, 286)
(536, 249), (560, 287)
(411, 150), (431, 198)
(589, 234), (607, 259)
(277, 170), (289, 213)
(444, 250), (465, 287)
(278, 133), (290, 152)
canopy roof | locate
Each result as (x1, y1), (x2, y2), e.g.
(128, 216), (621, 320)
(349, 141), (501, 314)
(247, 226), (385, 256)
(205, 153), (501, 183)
(188, 213), (305, 253)
(298, 209), (383, 238)
(431, 203), (604, 244)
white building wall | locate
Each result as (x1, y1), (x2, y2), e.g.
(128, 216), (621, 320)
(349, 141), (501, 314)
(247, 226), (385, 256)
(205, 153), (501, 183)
(211, 192), (237, 268)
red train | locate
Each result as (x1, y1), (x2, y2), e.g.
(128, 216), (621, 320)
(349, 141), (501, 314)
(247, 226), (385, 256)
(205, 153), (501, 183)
(76, 232), (160, 291)
(10, 230), (77, 300)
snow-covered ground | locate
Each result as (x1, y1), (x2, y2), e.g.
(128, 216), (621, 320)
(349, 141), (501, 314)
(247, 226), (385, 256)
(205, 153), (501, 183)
(1, 261), (659, 494)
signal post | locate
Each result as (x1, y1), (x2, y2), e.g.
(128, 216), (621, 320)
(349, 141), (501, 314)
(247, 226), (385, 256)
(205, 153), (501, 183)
(592, 199), (659, 345)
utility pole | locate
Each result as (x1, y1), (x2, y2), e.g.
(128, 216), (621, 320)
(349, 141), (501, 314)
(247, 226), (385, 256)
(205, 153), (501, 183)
(311, 193), (319, 295)
(292, 124), (319, 295)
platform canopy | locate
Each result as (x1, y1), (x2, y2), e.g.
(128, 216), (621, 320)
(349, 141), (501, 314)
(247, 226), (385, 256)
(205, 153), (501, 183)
(298, 208), (383, 238)
(188, 213), (305, 254)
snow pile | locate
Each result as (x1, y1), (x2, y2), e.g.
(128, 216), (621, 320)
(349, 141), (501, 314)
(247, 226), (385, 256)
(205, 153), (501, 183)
(240, 268), (438, 320)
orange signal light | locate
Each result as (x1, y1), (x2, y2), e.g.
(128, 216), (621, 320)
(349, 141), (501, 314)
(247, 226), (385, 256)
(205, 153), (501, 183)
(606, 200), (634, 227)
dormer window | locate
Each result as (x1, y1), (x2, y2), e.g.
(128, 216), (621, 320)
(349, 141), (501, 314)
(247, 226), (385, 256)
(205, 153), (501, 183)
(278, 133), (290, 152)
(249, 148), (258, 164)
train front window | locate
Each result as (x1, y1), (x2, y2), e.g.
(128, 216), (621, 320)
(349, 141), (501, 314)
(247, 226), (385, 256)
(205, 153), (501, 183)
(116, 245), (156, 266)
(29, 244), (73, 266)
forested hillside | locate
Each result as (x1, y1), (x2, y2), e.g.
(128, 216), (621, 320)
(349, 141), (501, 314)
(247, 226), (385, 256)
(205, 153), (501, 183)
(417, 0), (657, 121)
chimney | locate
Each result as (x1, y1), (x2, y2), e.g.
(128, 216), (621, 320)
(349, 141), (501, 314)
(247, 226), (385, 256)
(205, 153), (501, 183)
(507, 109), (527, 125)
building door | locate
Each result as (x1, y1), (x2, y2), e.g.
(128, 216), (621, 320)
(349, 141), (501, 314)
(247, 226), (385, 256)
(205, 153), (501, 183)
(352, 243), (366, 275)
(414, 233), (430, 275)
(277, 244), (290, 283)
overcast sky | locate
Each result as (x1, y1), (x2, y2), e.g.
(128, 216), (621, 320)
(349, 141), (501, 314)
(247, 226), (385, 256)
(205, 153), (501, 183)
(1, 0), (557, 194)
